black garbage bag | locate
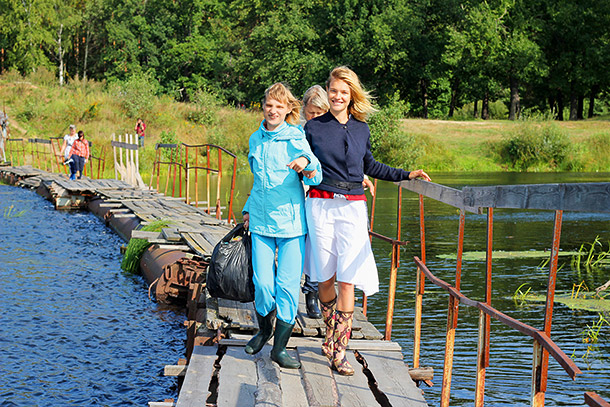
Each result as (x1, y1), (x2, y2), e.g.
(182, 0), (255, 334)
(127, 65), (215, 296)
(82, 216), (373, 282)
(207, 223), (254, 302)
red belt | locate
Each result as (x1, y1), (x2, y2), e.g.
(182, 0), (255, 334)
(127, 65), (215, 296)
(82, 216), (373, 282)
(308, 187), (367, 201)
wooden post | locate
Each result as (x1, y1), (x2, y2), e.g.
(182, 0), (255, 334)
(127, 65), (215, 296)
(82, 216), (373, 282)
(413, 194), (426, 368)
(441, 209), (466, 407)
(475, 207), (494, 406)
(135, 134), (140, 186)
(532, 210), (563, 406)
(112, 134), (118, 179)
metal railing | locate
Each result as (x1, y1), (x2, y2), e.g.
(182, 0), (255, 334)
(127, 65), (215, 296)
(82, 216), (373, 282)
(379, 179), (610, 406)
(150, 143), (238, 224)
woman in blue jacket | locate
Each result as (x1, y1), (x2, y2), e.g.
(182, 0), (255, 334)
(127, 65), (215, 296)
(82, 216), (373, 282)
(242, 83), (322, 369)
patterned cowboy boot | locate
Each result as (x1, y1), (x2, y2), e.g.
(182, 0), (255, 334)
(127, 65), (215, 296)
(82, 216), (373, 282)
(332, 310), (354, 376)
(320, 297), (337, 360)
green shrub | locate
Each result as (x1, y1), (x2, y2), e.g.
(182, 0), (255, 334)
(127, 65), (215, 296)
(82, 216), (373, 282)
(159, 130), (182, 161)
(113, 71), (159, 118)
(186, 89), (223, 126)
(496, 120), (571, 170)
(369, 92), (421, 169)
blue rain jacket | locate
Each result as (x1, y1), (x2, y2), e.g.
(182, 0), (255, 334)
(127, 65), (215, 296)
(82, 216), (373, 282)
(243, 121), (322, 238)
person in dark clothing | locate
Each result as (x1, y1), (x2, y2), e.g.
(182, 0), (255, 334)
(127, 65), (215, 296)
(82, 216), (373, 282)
(304, 66), (430, 375)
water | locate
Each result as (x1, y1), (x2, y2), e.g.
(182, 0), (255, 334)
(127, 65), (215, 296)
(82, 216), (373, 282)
(361, 172), (610, 406)
(0, 185), (184, 406)
(1, 172), (609, 406)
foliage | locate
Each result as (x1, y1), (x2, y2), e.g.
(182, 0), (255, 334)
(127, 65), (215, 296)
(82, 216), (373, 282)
(571, 236), (610, 272)
(113, 72), (160, 118)
(186, 89), (223, 126)
(120, 220), (170, 273)
(159, 130), (181, 161)
(369, 92), (421, 168)
(496, 119), (571, 170)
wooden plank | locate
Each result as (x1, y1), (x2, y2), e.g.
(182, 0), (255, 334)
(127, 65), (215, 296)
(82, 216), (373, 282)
(224, 336), (403, 352)
(175, 346), (217, 407)
(462, 182), (610, 213)
(131, 230), (164, 240)
(253, 346), (283, 406)
(217, 299), (257, 330)
(217, 346), (257, 407)
(397, 179), (479, 213)
(358, 350), (428, 406)
(164, 365), (187, 377)
(163, 227), (182, 242)
(182, 233), (210, 258)
(280, 360), (308, 407)
(156, 244), (190, 251)
(334, 351), (378, 407)
(297, 346), (337, 407)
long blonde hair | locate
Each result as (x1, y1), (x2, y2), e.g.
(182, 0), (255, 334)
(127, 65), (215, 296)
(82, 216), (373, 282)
(326, 66), (376, 122)
(264, 83), (302, 125)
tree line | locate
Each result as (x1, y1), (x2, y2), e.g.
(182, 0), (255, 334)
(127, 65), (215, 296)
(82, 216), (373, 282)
(1, 0), (609, 120)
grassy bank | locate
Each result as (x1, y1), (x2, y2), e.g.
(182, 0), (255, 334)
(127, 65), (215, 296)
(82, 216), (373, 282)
(2, 71), (609, 175)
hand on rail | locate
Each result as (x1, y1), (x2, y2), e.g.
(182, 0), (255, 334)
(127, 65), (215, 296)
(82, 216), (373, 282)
(408, 169), (431, 182)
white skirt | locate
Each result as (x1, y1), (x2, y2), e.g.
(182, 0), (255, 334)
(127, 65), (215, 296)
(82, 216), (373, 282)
(304, 197), (379, 296)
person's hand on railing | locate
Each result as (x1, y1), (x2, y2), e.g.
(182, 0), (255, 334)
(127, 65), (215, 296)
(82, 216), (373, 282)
(408, 169), (431, 182)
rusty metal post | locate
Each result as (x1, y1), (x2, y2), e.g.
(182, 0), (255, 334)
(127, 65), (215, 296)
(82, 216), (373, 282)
(532, 210), (563, 406)
(441, 209), (466, 407)
(216, 148), (222, 219)
(475, 207), (493, 406)
(228, 156), (237, 224)
(171, 148), (177, 197)
(413, 194), (426, 368)
(384, 243), (399, 340)
(206, 145), (211, 214)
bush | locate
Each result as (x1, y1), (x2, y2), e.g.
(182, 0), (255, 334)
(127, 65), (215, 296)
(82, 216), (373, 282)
(369, 92), (421, 169)
(159, 130), (182, 162)
(186, 89), (223, 126)
(113, 72), (159, 118)
(496, 120), (571, 170)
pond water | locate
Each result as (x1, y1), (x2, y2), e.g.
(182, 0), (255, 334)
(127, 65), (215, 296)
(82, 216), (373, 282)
(1, 171), (609, 407)
(0, 185), (184, 406)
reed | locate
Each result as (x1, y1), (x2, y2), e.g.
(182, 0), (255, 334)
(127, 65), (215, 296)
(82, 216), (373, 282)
(121, 220), (171, 273)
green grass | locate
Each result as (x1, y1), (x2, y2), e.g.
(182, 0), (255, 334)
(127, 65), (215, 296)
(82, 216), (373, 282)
(2, 70), (610, 175)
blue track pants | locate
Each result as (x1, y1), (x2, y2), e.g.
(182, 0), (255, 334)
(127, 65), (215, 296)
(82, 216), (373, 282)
(251, 233), (305, 324)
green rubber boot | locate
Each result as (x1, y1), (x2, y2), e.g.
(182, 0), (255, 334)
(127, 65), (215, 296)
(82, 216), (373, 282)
(270, 319), (301, 369)
(245, 311), (274, 355)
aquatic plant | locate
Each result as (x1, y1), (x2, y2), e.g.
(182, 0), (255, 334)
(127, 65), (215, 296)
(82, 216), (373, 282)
(580, 313), (609, 363)
(571, 236), (610, 271)
(512, 283), (532, 306)
(3, 204), (28, 218)
(121, 219), (171, 274)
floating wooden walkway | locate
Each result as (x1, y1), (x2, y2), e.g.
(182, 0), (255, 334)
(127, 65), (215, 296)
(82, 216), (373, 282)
(1, 164), (429, 407)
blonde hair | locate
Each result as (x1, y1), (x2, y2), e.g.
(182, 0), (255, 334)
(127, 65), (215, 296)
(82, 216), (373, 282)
(326, 66), (376, 122)
(301, 85), (329, 122)
(264, 83), (302, 125)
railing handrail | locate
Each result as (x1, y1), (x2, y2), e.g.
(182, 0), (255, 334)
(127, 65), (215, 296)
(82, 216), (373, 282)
(413, 256), (581, 379)
(397, 179), (610, 213)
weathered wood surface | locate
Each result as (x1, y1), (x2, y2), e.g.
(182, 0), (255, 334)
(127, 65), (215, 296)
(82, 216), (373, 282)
(399, 179), (610, 213)
(175, 346), (217, 407)
(177, 343), (428, 407)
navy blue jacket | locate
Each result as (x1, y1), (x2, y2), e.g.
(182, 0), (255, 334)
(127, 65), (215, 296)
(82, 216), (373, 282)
(304, 112), (410, 195)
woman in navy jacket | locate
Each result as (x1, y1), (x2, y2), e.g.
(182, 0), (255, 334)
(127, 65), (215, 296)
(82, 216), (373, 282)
(304, 66), (430, 375)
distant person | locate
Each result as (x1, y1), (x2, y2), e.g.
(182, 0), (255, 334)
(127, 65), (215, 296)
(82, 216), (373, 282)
(135, 118), (146, 147)
(0, 110), (9, 162)
(61, 124), (78, 177)
(300, 85), (375, 320)
(242, 83), (322, 369)
(304, 66), (430, 375)
(68, 130), (90, 180)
